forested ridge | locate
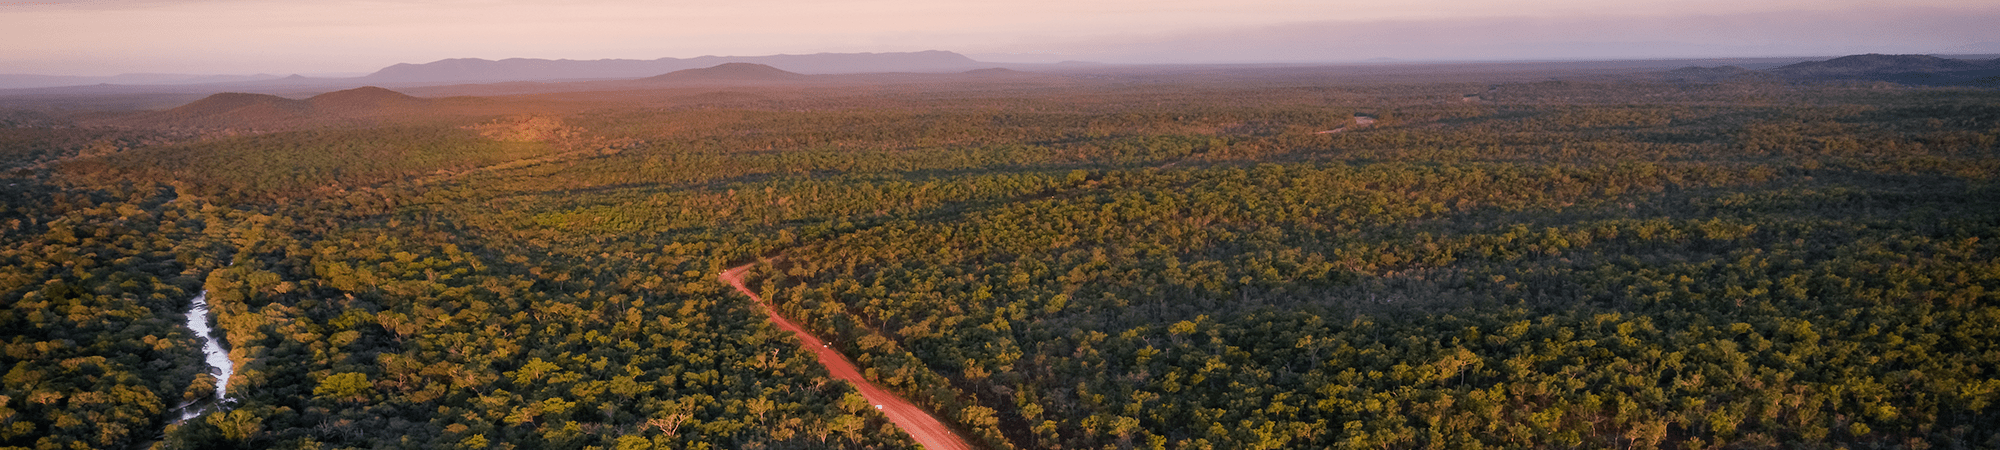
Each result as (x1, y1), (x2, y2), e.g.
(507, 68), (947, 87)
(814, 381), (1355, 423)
(1, 73), (1996, 449)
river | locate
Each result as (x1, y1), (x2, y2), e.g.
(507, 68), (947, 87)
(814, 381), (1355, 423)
(176, 290), (233, 421)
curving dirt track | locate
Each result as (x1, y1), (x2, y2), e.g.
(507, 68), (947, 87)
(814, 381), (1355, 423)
(720, 263), (973, 450)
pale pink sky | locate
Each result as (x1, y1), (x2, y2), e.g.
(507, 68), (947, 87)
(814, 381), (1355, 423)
(2, 0), (1996, 75)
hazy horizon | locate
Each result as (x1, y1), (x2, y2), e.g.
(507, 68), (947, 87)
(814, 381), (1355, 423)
(3, 0), (1998, 76)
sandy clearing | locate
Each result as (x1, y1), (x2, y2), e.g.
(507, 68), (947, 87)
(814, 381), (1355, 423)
(1316, 115), (1378, 134)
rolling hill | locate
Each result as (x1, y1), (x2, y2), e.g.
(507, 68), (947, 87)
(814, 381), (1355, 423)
(304, 85), (429, 114)
(1767, 54), (2000, 86)
(112, 86), (435, 129)
(638, 63), (809, 83)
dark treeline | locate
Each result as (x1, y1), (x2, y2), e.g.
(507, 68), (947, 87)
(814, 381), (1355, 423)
(2, 74), (1996, 449)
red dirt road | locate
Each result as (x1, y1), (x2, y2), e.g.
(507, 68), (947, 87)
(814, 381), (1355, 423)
(720, 263), (973, 450)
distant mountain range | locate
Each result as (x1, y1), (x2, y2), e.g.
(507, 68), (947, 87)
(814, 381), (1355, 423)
(0, 51), (988, 90)
(97, 64), (1061, 127)
(361, 51), (987, 83)
(0, 73), (301, 90)
(10, 52), (1999, 96)
(1669, 54), (2000, 86)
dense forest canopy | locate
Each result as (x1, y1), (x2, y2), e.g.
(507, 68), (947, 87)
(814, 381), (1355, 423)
(1, 65), (1997, 450)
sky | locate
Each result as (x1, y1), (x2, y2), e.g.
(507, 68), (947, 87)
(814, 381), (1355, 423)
(2, 0), (1998, 76)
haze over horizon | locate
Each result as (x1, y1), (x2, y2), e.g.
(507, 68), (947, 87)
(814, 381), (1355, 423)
(3, 0), (1998, 76)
